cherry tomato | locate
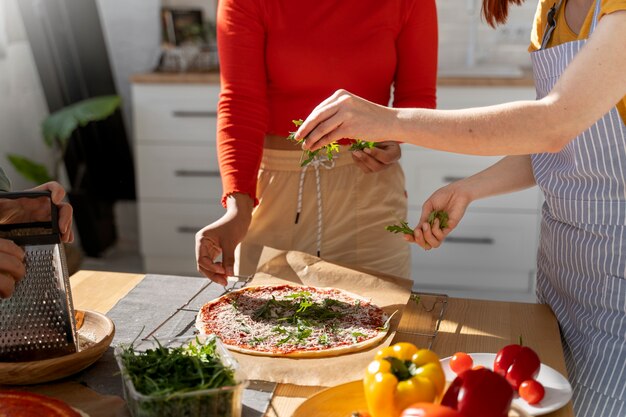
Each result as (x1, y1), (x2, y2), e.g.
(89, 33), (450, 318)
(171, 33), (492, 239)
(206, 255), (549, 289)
(449, 352), (473, 375)
(401, 402), (463, 417)
(519, 379), (545, 405)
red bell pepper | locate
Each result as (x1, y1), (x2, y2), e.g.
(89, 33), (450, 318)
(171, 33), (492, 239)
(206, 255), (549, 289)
(493, 343), (541, 390)
(441, 368), (514, 417)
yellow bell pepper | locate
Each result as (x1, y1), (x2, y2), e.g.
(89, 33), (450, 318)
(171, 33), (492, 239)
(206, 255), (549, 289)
(363, 342), (445, 417)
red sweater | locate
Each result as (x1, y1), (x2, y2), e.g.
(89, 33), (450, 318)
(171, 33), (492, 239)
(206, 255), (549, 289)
(216, 0), (438, 206)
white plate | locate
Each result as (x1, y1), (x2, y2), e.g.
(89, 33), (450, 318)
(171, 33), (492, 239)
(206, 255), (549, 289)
(440, 353), (572, 416)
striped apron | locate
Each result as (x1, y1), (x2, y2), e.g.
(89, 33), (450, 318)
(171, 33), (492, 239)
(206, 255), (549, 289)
(530, 0), (626, 415)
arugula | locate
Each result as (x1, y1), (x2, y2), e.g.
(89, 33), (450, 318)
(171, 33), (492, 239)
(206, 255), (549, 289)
(427, 210), (449, 228)
(351, 331), (368, 340)
(253, 291), (352, 348)
(117, 337), (238, 416)
(286, 119), (374, 166)
(253, 292), (345, 325)
(385, 220), (414, 235)
(348, 139), (376, 151)
(385, 210), (450, 235)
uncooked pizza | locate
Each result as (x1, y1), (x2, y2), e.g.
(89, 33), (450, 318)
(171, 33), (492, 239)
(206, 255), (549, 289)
(0, 391), (87, 417)
(195, 285), (391, 357)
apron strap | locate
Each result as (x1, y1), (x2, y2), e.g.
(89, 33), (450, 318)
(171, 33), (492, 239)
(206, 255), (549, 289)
(540, 0), (564, 50)
(589, 0), (602, 34)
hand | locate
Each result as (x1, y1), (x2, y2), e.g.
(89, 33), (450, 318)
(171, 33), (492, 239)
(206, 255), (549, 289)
(408, 183), (472, 250)
(352, 141), (401, 173)
(0, 181), (73, 243)
(295, 89), (396, 151)
(195, 194), (253, 285)
(0, 238), (26, 298)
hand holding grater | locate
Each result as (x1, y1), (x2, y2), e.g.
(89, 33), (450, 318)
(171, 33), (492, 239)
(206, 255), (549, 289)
(0, 191), (78, 362)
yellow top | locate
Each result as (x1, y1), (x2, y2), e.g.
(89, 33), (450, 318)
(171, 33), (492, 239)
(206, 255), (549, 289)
(529, 0), (626, 123)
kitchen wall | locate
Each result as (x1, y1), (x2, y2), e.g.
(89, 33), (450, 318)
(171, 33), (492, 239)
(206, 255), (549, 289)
(96, 0), (161, 138)
(437, 0), (538, 74)
(0, 0), (51, 191)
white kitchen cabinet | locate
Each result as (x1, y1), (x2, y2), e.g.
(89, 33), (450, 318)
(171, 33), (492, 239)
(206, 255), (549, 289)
(401, 84), (541, 302)
(132, 79), (222, 275)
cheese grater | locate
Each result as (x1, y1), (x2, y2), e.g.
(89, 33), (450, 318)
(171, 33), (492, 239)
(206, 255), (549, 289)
(0, 191), (78, 362)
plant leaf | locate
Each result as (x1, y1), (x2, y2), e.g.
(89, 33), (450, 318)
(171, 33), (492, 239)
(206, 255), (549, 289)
(42, 95), (121, 147)
(7, 154), (53, 185)
(427, 210), (449, 229)
(385, 220), (413, 234)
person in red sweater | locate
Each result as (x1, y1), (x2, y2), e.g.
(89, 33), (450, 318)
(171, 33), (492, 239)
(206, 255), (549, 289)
(195, 0), (438, 285)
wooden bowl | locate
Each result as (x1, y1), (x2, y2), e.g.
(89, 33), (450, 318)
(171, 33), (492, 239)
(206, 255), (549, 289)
(0, 310), (115, 385)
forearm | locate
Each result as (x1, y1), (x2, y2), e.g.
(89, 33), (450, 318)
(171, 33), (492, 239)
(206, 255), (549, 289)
(454, 155), (536, 202)
(392, 98), (569, 156)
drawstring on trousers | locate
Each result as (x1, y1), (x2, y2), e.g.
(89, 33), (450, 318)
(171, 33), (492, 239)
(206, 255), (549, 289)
(294, 156), (336, 257)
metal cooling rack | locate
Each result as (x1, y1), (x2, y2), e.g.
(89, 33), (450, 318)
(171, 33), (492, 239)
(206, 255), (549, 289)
(141, 274), (254, 342)
(394, 291), (449, 350)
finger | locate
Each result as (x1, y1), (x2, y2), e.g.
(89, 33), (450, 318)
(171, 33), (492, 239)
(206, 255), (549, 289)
(0, 250), (26, 280)
(198, 263), (228, 286)
(197, 255), (226, 276)
(298, 107), (341, 149)
(353, 150), (386, 173)
(351, 152), (373, 173)
(196, 234), (220, 260)
(67, 228), (74, 243)
(195, 236), (227, 281)
(221, 244), (236, 277)
(32, 181), (66, 204)
(304, 126), (346, 152)
(421, 222), (442, 249)
(363, 146), (397, 165)
(430, 218), (446, 241)
(0, 239), (25, 261)
(0, 273), (16, 299)
(295, 90), (345, 141)
(58, 202), (73, 237)
(412, 227), (429, 250)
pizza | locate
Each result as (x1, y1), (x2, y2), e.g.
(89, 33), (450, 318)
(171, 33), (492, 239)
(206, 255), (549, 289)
(0, 391), (87, 417)
(195, 284), (391, 357)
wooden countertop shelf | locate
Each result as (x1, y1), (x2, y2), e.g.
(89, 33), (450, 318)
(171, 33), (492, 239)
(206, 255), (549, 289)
(131, 70), (534, 87)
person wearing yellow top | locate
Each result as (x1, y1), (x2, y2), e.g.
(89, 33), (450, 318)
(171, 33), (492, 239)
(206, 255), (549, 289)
(530, 0), (626, 123)
(295, 0), (626, 415)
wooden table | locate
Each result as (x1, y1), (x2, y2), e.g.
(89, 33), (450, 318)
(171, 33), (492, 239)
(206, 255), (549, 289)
(70, 270), (574, 417)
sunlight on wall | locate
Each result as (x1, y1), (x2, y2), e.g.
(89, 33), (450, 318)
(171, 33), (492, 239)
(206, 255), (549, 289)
(0, 0), (51, 191)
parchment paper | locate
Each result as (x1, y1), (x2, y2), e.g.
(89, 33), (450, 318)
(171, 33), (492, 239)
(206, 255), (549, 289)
(230, 251), (413, 386)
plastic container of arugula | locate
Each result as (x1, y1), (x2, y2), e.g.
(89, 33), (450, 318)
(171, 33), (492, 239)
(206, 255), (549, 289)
(114, 335), (248, 417)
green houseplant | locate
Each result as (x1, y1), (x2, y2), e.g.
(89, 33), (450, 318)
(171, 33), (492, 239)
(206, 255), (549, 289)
(7, 95), (122, 258)
(8, 95), (121, 184)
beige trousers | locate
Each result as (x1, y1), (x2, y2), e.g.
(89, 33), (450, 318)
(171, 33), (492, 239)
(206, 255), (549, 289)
(235, 148), (410, 278)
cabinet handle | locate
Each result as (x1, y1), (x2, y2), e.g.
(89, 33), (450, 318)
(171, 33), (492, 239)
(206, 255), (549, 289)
(446, 236), (494, 245)
(172, 110), (217, 118)
(177, 226), (201, 234)
(174, 170), (220, 178)
(443, 176), (465, 183)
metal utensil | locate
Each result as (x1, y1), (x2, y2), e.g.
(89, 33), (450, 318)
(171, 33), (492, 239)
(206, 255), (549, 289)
(0, 191), (78, 362)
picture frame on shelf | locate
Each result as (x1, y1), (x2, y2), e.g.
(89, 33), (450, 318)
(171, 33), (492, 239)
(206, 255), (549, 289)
(161, 8), (204, 46)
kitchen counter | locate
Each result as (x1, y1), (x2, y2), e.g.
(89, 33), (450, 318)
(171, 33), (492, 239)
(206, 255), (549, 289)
(61, 257), (573, 417)
(130, 70), (534, 87)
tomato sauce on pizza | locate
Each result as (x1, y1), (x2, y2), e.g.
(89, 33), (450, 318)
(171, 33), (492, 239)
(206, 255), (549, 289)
(0, 391), (84, 417)
(195, 285), (390, 357)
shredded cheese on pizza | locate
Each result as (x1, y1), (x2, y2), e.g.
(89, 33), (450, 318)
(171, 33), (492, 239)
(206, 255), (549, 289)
(196, 285), (388, 356)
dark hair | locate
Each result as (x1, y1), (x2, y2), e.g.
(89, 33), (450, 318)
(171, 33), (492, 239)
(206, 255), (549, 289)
(482, 0), (525, 27)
